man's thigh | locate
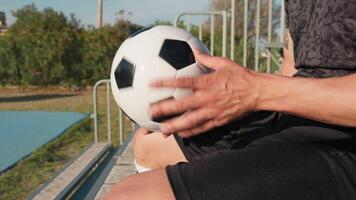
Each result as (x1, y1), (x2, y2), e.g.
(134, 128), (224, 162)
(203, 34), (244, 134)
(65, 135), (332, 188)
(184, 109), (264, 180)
(166, 142), (355, 200)
(103, 168), (175, 200)
(134, 111), (277, 167)
(175, 111), (278, 161)
(133, 131), (187, 168)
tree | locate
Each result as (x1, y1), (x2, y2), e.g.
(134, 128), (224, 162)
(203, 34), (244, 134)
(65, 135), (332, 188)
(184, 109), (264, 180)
(0, 4), (142, 88)
(115, 10), (125, 21)
(1, 5), (83, 86)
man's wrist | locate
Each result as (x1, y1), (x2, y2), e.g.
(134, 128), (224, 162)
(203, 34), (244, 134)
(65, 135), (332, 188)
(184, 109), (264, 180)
(252, 72), (293, 113)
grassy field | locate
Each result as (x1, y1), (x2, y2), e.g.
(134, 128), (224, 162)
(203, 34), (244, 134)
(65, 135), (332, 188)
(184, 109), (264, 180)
(0, 86), (133, 200)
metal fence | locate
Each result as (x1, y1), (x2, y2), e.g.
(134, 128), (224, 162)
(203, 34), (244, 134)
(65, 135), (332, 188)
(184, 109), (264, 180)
(175, 0), (286, 72)
(175, 11), (228, 58)
(92, 79), (135, 145)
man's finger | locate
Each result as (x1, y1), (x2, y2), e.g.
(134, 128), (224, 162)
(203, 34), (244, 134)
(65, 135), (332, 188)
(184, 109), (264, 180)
(177, 120), (218, 138)
(149, 95), (203, 119)
(150, 77), (194, 88)
(150, 76), (208, 90)
(160, 109), (213, 135)
(194, 48), (233, 70)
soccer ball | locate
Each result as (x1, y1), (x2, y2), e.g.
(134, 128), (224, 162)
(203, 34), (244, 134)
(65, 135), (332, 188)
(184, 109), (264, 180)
(110, 25), (209, 131)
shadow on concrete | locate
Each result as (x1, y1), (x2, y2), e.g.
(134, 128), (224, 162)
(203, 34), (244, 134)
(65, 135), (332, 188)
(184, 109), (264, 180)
(0, 94), (78, 103)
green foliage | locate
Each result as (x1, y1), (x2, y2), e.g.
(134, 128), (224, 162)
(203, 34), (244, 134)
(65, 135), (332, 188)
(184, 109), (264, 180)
(79, 21), (141, 86)
(151, 20), (173, 26)
(0, 5), (141, 88)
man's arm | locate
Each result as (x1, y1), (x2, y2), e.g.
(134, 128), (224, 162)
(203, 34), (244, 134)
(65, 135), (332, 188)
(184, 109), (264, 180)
(256, 72), (356, 127)
(280, 31), (297, 76)
(150, 50), (356, 137)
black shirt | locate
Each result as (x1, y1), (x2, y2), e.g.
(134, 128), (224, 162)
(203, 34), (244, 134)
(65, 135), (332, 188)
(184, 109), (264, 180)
(286, 0), (356, 78)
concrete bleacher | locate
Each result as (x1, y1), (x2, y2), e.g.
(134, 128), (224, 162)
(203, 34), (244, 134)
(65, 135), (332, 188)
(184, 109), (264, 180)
(94, 141), (136, 200)
(29, 143), (110, 200)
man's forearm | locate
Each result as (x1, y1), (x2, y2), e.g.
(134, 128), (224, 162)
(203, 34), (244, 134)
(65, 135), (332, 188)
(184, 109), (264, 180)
(255, 72), (356, 127)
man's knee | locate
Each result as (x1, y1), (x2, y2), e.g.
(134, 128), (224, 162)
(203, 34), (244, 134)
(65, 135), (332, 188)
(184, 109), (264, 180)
(103, 169), (175, 200)
(133, 130), (187, 169)
(103, 175), (138, 200)
(133, 131), (161, 168)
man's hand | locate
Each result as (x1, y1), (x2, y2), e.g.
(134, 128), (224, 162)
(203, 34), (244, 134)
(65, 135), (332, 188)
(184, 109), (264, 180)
(149, 49), (259, 138)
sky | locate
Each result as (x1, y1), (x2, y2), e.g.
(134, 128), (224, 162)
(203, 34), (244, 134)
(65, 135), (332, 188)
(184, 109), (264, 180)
(0, 0), (211, 26)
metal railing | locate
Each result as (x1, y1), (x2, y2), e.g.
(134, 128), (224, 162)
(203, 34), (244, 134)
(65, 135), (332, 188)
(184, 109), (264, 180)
(93, 79), (135, 145)
(247, 0), (286, 72)
(175, 0), (286, 73)
(175, 11), (228, 58)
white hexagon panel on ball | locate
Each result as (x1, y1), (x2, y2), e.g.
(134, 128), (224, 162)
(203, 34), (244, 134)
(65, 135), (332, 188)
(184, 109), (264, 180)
(133, 56), (176, 104)
(123, 29), (164, 65)
(173, 63), (205, 100)
(151, 25), (192, 41)
(113, 88), (151, 124)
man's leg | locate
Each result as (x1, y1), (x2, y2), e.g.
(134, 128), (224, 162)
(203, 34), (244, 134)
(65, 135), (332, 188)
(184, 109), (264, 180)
(103, 168), (175, 200)
(133, 129), (187, 170)
(105, 141), (356, 200)
(133, 112), (278, 171)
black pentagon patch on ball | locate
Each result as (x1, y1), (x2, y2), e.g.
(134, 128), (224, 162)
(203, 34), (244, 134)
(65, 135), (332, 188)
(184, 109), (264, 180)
(115, 58), (135, 89)
(159, 39), (195, 70)
(130, 26), (153, 38)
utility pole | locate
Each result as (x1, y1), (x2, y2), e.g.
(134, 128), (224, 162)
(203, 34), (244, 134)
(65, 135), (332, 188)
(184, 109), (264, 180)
(96, 0), (103, 28)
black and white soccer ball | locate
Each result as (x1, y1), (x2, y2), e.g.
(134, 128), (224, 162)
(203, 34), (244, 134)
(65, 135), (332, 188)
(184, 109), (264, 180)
(110, 25), (209, 131)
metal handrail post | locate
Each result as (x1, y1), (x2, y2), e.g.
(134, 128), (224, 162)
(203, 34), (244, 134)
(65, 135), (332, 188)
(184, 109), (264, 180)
(267, 0), (273, 73)
(280, 0), (286, 43)
(199, 24), (203, 40)
(243, 0), (248, 67)
(210, 14), (215, 55)
(187, 14), (191, 32)
(93, 79), (113, 144)
(119, 110), (123, 145)
(222, 10), (227, 57)
(106, 81), (111, 144)
(254, 0), (261, 72)
(93, 84), (99, 143)
(230, 0), (236, 61)
(131, 122), (136, 132)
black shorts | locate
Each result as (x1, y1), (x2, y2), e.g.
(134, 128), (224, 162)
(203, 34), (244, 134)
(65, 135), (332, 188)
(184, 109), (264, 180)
(166, 112), (356, 200)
